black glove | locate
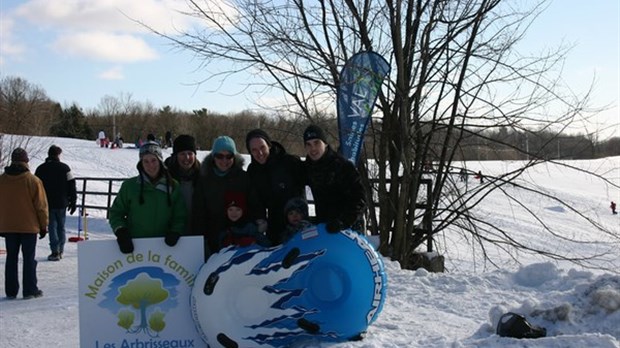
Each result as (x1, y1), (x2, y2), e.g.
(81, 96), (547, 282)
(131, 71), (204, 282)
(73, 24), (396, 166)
(165, 232), (180, 247)
(115, 227), (134, 254)
(39, 228), (47, 239)
(68, 202), (77, 215)
(325, 219), (344, 233)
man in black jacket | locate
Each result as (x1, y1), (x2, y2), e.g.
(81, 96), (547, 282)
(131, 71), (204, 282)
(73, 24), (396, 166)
(35, 145), (77, 261)
(303, 125), (367, 234)
(246, 129), (306, 245)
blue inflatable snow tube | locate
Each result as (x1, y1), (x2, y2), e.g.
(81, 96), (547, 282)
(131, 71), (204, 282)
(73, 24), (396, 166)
(190, 223), (387, 347)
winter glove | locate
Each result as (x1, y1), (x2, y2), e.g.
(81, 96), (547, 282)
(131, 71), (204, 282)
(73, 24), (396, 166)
(68, 201), (77, 215)
(39, 228), (47, 239)
(164, 232), (180, 247)
(325, 219), (344, 234)
(114, 227), (134, 254)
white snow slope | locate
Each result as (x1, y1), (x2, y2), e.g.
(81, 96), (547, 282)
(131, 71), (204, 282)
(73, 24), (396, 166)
(0, 135), (619, 348)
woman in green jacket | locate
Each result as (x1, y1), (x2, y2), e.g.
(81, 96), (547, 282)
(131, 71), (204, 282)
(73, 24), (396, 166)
(109, 141), (187, 253)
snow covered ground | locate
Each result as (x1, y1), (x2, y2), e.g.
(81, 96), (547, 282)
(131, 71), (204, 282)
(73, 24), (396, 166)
(0, 135), (619, 348)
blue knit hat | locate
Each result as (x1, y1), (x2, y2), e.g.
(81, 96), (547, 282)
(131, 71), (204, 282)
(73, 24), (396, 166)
(212, 136), (237, 154)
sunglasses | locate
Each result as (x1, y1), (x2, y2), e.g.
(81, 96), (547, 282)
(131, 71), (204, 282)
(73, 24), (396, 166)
(214, 153), (234, 160)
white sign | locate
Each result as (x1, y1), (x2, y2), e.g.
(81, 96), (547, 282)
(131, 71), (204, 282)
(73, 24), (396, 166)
(78, 237), (205, 348)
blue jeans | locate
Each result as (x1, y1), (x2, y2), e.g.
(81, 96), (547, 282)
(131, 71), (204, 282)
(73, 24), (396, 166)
(4, 233), (39, 297)
(48, 208), (67, 254)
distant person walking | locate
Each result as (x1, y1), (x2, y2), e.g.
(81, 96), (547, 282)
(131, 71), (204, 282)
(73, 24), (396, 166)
(475, 170), (484, 184)
(611, 201), (617, 215)
(0, 148), (48, 299)
(97, 129), (106, 148)
(459, 168), (467, 182)
(164, 130), (173, 149)
(35, 145), (77, 261)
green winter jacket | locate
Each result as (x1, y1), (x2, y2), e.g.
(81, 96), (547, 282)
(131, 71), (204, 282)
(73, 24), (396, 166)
(109, 174), (187, 238)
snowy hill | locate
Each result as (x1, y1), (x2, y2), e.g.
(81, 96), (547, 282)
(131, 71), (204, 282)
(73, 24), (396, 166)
(0, 134), (619, 347)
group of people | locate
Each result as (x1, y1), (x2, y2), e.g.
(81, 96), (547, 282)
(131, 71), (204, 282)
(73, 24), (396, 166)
(0, 145), (77, 299)
(108, 124), (367, 261)
(0, 124), (365, 299)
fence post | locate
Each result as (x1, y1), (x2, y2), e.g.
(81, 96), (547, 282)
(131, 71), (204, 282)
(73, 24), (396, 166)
(80, 179), (87, 211)
(107, 179), (114, 219)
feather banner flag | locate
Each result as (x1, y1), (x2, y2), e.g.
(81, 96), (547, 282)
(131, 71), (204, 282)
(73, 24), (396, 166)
(337, 51), (390, 164)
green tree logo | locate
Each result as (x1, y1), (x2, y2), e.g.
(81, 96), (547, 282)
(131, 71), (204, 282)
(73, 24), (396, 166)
(115, 273), (169, 336)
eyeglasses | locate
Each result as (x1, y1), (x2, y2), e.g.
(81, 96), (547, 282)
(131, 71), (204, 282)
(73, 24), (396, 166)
(214, 153), (234, 160)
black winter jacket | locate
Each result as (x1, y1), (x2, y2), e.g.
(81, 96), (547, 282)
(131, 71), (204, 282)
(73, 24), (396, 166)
(247, 141), (306, 245)
(35, 157), (77, 209)
(305, 147), (366, 229)
(192, 153), (260, 253)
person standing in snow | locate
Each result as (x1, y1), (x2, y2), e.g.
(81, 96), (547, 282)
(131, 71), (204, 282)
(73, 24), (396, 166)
(611, 201), (617, 215)
(35, 145), (77, 261)
(302, 125), (367, 234)
(164, 130), (173, 149)
(245, 128), (306, 245)
(475, 170), (484, 184)
(0, 148), (48, 299)
(97, 129), (106, 148)
(192, 136), (261, 258)
(108, 141), (187, 254)
(459, 168), (467, 182)
(164, 134), (201, 235)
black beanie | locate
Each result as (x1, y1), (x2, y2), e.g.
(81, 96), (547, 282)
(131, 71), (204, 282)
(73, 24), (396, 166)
(11, 147), (29, 163)
(48, 145), (62, 159)
(173, 134), (197, 154)
(245, 129), (272, 151)
(303, 125), (327, 144)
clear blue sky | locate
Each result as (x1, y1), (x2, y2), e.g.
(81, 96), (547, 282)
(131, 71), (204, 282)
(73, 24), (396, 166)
(0, 0), (618, 136)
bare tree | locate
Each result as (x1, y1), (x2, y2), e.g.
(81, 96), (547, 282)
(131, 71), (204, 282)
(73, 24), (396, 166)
(0, 76), (58, 166)
(156, 0), (618, 270)
(0, 76), (56, 136)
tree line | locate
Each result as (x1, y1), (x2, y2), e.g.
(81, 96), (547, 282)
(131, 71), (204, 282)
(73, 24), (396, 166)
(2, 76), (617, 161)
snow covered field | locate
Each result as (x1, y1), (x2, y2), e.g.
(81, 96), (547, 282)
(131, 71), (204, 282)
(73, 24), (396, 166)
(1, 135), (619, 347)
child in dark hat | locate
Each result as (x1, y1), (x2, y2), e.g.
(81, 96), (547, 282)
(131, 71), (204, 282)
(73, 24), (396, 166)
(219, 191), (270, 249)
(281, 197), (313, 244)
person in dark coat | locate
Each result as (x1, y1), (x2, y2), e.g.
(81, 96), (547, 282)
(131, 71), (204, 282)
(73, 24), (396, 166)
(281, 197), (313, 244)
(0, 148), (48, 299)
(245, 129), (306, 245)
(164, 130), (173, 149)
(302, 125), (367, 233)
(164, 135), (201, 234)
(35, 145), (77, 261)
(218, 191), (270, 249)
(192, 136), (261, 258)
